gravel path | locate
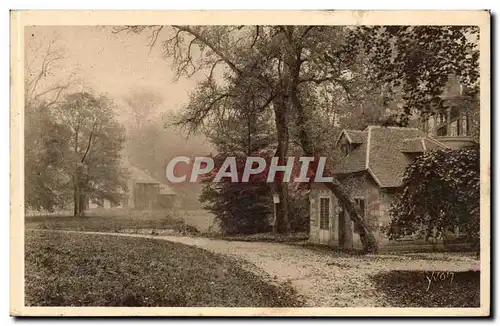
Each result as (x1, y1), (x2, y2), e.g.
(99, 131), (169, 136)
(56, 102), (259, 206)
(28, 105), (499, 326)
(30, 229), (479, 307)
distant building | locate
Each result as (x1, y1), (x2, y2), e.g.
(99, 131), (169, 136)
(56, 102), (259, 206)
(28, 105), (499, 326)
(89, 162), (176, 210)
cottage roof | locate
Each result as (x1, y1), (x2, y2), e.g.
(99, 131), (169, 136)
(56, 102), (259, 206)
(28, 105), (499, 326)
(127, 165), (162, 184)
(122, 160), (176, 195)
(337, 129), (367, 144)
(333, 126), (449, 188)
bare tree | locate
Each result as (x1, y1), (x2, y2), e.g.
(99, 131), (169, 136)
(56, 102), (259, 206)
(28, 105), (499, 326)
(25, 33), (76, 108)
(25, 33), (78, 213)
(123, 89), (164, 131)
(51, 92), (127, 217)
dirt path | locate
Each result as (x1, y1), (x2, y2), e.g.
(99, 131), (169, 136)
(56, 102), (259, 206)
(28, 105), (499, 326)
(29, 229), (479, 307)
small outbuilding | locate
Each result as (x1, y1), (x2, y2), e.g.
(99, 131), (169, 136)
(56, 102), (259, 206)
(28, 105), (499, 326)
(89, 162), (176, 210)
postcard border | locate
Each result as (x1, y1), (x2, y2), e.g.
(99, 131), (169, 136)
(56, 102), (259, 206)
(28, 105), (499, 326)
(10, 10), (491, 317)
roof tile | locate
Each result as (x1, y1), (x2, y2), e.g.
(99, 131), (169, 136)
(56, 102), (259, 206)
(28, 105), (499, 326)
(345, 130), (367, 144)
(333, 126), (449, 188)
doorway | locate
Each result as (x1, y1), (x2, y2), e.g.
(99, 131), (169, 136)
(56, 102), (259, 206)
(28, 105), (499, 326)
(338, 208), (345, 247)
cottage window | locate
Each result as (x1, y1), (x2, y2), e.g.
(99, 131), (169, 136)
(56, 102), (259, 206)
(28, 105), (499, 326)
(341, 142), (353, 156)
(319, 197), (330, 230)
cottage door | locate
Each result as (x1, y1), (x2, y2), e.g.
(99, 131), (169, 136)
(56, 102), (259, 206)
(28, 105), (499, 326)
(338, 208), (345, 247)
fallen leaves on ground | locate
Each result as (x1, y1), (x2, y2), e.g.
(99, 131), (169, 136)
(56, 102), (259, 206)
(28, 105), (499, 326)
(370, 270), (480, 307)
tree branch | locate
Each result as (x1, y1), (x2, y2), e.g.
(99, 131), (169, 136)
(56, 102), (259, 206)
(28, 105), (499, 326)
(208, 58), (224, 80)
(250, 26), (260, 48)
(81, 119), (97, 163)
(301, 26), (315, 39)
(28, 40), (53, 101)
(148, 26), (164, 52)
(299, 76), (352, 100)
(172, 25), (242, 75)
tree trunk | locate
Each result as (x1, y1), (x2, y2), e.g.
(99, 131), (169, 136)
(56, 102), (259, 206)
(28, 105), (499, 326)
(73, 183), (80, 217)
(73, 131), (80, 218)
(274, 182), (290, 233)
(246, 110), (252, 156)
(324, 180), (378, 253)
(79, 194), (87, 217)
(272, 94), (290, 234)
(73, 163), (87, 218)
(284, 42), (378, 252)
(290, 84), (378, 253)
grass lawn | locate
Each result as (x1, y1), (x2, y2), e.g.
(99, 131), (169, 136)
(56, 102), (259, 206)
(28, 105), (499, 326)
(25, 230), (302, 307)
(219, 232), (309, 243)
(25, 209), (187, 233)
(371, 270), (480, 307)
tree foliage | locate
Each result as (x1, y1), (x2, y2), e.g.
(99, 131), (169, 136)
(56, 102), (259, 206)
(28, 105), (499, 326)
(24, 34), (78, 212)
(388, 147), (480, 249)
(25, 91), (128, 216)
(198, 105), (275, 235)
(199, 151), (274, 235)
(352, 26), (479, 124)
(25, 104), (73, 211)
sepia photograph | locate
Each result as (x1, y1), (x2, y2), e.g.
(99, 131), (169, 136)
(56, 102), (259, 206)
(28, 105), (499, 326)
(10, 10), (490, 317)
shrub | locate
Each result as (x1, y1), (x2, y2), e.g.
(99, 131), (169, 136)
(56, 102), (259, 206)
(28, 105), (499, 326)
(199, 152), (274, 235)
(388, 147), (480, 250)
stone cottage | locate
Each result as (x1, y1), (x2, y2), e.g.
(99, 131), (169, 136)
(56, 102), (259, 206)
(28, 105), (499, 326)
(309, 78), (477, 249)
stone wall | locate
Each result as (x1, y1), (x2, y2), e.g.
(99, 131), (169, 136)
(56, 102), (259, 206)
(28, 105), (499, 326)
(309, 172), (394, 248)
(340, 173), (381, 248)
(309, 175), (468, 250)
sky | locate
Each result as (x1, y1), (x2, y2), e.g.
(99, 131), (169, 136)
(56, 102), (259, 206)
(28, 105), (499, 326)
(25, 26), (205, 121)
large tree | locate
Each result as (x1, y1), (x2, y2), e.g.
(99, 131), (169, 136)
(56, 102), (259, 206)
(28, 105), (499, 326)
(116, 25), (379, 252)
(25, 34), (77, 212)
(199, 100), (277, 234)
(37, 92), (128, 216)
